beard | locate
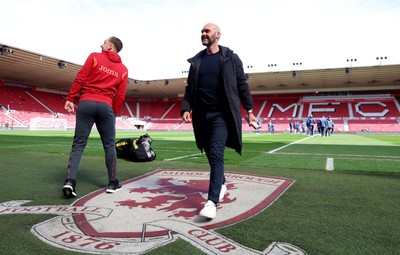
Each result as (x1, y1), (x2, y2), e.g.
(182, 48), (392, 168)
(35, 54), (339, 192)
(202, 38), (210, 46)
(202, 37), (214, 46)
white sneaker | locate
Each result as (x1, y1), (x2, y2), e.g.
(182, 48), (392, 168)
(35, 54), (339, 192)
(219, 184), (227, 201)
(199, 200), (216, 219)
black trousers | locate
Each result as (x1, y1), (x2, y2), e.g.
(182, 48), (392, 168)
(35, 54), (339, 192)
(66, 100), (117, 182)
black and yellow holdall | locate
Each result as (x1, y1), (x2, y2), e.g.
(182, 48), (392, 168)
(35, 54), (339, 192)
(115, 133), (156, 162)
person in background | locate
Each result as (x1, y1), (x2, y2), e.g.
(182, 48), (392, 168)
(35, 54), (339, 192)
(289, 120), (293, 134)
(294, 121), (300, 134)
(326, 116), (334, 136)
(307, 114), (315, 136)
(320, 115), (327, 137)
(301, 120), (306, 134)
(268, 120), (272, 134)
(62, 36), (128, 198)
(317, 118), (322, 134)
(181, 23), (257, 219)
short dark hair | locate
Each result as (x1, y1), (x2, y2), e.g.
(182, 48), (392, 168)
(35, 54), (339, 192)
(109, 36), (123, 53)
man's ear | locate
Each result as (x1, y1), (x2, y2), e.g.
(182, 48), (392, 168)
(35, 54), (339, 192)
(108, 43), (114, 51)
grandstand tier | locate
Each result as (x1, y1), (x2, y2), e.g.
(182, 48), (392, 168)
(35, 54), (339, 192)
(1, 84), (399, 133)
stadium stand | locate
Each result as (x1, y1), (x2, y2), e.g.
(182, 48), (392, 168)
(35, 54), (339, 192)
(1, 82), (399, 133)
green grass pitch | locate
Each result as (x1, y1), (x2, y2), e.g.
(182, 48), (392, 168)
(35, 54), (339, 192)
(0, 130), (399, 255)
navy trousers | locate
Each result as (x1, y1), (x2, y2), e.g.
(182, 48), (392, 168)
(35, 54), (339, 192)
(200, 111), (228, 204)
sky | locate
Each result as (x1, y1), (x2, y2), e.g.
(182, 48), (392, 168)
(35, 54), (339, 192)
(2, 0), (400, 80)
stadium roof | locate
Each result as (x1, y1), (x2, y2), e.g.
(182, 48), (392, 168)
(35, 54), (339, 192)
(1, 44), (400, 99)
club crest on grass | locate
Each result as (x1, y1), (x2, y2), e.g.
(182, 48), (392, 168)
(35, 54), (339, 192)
(0, 169), (306, 254)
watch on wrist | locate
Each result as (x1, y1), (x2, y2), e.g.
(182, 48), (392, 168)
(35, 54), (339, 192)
(247, 109), (253, 113)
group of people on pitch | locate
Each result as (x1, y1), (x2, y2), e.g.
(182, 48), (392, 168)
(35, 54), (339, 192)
(306, 114), (335, 137)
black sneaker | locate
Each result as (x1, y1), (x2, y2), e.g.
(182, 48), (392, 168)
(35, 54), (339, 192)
(63, 179), (77, 198)
(106, 179), (122, 193)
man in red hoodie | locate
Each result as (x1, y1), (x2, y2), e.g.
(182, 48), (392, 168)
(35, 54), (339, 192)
(62, 36), (128, 198)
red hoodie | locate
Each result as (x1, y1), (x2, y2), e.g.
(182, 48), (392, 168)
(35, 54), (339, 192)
(66, 51), (128, 115)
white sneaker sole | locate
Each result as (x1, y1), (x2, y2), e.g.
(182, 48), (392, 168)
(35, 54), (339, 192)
(219, 184), (227, 201)
(199, 201), (217, 219)
(106, 187), (122, 193)
(199, 209), (216, 219)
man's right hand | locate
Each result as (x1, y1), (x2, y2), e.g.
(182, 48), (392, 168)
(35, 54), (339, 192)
(182, 111), (191, 122)
(64, 100), (75, 113)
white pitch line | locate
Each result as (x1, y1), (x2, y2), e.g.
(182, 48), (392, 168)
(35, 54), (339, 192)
(265, 151), (400, 160)
(267, 136), (313, 154)
(326, 157), (334, 171)
(164, 153), (203, 161)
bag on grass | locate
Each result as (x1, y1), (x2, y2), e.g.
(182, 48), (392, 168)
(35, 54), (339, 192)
(115, 134), (156, 162)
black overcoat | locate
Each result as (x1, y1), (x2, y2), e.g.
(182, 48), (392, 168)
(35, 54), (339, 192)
(180, 45), (254, 155)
